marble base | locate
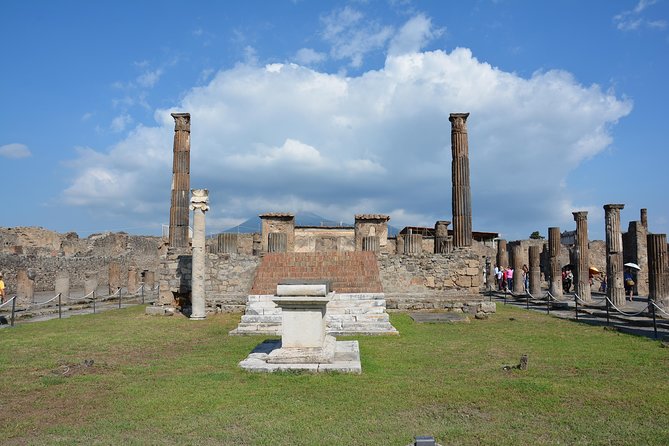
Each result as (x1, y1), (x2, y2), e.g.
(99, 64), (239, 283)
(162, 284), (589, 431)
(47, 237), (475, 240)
(239, 340), (361, 373)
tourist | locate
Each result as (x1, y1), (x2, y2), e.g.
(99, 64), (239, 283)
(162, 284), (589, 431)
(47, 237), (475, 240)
(497, 267), (504, 291)
(599, 274), (607, 293)
(564, 269), (573, 293)
(624, 268), (635, 301)
(522, 264), (529, 291)
(505, 267), (514, 292)
(0, 273), (5, 304)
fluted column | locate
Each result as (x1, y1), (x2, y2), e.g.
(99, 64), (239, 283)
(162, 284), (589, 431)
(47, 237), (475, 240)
(362, 236), (380, 252)
(512, 244), (524, 294)
(449, 113), (472, 248)
(190, 189), (209, 320)
(572, 212), (591, 302)
(434, 220), (453, 254)
(604, 204), (625, 307)
(496, 239), (508, 269)
(647, 233), (668, 311)
(168, 113), (191, 248)
(404, 234), (423, 254)
(529, 245), (541, 296)
(217, 233), (238, 254)
(548, 227), (562, 298)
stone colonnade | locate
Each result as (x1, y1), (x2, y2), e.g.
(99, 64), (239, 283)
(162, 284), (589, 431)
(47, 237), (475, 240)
(529, 245), (541, 296)
(168, 113), (191, 248)
(190, 189), (209, 320)
(572, 211), (591, 302)
(647, 233), (668, 310)
(496, 239), (508, 269)
(511, 244), (524, 294)
(548, 227), (562, 298)
(449, 113), (472, 248)
(604, 204), (626, 307)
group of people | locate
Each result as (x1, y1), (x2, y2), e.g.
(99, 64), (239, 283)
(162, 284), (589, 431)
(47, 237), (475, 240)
(494, 265), (529, 292)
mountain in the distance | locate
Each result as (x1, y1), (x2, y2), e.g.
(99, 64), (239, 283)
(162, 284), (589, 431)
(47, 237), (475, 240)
(221, 211), (400, 236)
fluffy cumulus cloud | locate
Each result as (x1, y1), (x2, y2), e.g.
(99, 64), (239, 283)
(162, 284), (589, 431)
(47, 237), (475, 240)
(0, 143), (32, 159)
(62, 15), (632, 238)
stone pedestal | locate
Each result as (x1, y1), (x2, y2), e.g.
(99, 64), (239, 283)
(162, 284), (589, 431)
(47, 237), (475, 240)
(548, 227), (562, 298)
(190, 189), (209, 320)
(529, 245), (541, 297)
(604, 204), (625, 307)
(55, 271), (70, 299)
(450, 113), (472, 248)
(572, 211), (591, 302)
(168, 113), (191, 248)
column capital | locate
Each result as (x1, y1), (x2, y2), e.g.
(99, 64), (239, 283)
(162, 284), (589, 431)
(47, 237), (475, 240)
(171, 112), (191, 132)
(572, 211), (588, 221)
(603, 203), (625, 212)
(449, 113), (470, 132)
(190, 189), (209, 212)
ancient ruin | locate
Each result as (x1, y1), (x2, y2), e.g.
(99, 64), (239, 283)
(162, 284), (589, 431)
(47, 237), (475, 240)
(572, 211), (591, 302)
(604, 204), (626, 307)
(449, 113), (472, 248)
(168, 112), (191, 249)
(190, 189), (209, 320)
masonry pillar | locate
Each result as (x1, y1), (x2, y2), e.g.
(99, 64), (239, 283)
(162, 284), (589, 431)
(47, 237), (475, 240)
(572, 212), (591, 302)
(548, 227), (562, 298)
(16, 269), (34, 305)
(496, 239), (508, 268)
(640, 208), (648, 230)
(84, 271), (98, 297)
(404, 233), (423, 254)
(217, 233), (238, 254)
(168, 112), (191, 248)
(362, 236), (380, 252)
(512, 244), (524, 294)
(268, 233), (288, 253)
(449, 112), (472, 248)
(647, 233), (668, 311)
(55, 271), (70, 299)
(190, 189), (209, 320)
(144, 270), (155, 290)
(529, 245), (541, 296)
(108, 262), (122, 295)
(127, 266), (139, 294)
(260, 213), (295, 253)
(604, 204), (625, 307)
(434, 220), (453, 254)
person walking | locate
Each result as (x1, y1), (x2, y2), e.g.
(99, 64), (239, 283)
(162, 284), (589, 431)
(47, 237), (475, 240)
(505, 267), (514, 292)
(0, 273), (5, 304)
(624, 268), (635, 302)
(522, 264), (529, 291)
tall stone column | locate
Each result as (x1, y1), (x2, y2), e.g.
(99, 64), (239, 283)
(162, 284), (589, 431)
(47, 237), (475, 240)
(190, 189), (209, 320)
(512, 244), (525, 294)
(168, 113), (191, 248)
(640, 208), (648, 229)
(449, 113), (472, 248)
(529, 245), (541, 297)
(572, 212), (591, 302)
(647, 233), (668, 311)
(548, 227), (562, 298)
(496, 239), (508, 269)
(604, 204), (625, 307)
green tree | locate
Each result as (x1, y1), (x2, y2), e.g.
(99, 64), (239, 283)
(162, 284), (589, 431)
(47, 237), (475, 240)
(529, 231), (544, 240)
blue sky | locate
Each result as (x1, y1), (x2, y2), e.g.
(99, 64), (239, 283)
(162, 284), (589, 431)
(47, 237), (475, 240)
(1, 0), (667, 241)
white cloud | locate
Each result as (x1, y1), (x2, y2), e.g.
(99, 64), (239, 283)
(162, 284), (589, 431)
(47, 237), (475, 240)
(294, 48), (327, 65)
(0, 143), (32, 159)
(110, 114), (133, 132)
(321, 6), (394, 68)
(388, 14), (443, 56)
(62, 15), (632, 239)
(614, 0), (667, 31)
(137, 69), (163, 88)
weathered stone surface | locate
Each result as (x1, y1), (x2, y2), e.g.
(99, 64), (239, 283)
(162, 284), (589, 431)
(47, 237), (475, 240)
(450, 112), (472, 248)
(190, 189), (209, 320)
(604, 204), (625, 307)
(648, 233), (668, 310)
(548, 227), (562, 298)
(168, 112), (190, 248)
(573, 211), (591, 302)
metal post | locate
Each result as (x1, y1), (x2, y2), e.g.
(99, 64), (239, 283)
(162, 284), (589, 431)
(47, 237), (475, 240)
(58, 293), (62, 319)
(141, 283), (145, 304)
(650, 299), (658, 339)
(605, 296), (610, 326)
(547, 294), (551, 315)
(503, 288), (507, 305)
(118, 287), (122, 309)
(10, 296), (16, 327)
(526, 292), (530, 310)
(574, 294), (579, 321)
(93, 291), (96, 314)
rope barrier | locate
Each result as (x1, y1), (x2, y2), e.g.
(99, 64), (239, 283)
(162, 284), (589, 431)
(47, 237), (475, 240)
(0, 296), (16, 309)
(67, 290), (96, 301)
(650, 300), (669, 318)
(31, 293), (62, 306)
(603, 296), (649, 317)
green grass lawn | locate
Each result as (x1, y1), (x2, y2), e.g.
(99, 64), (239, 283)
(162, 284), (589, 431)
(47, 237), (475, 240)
(1, 304), (668, 445)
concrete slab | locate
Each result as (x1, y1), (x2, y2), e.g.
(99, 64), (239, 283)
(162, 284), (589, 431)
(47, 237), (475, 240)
(239, 340), (361, 374)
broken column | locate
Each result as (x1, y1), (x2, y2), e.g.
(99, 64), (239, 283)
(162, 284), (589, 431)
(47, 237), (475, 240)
(548, 227), (562, 298)
(623, 219), (648, 296)
(641, 208), (648, 230)
(647, 233), (668, 311)
(572, 212), (591, 302)
(190, 189), (209, 320)
(362, 236), (380, 252)
(16, 269), (35, 305)
(529, 245), (541, 296)
(127, 266), (139, 295)
(143, 271), (155, 290)
(108, 262), (122, 294)
(604, 204), (626, 307)
(449, 112), (472, 248)
(404, 230), (423, 254)
(84, 271), (98, 297)
(512, 244), (524, 294)
(434, 220), (453, 254)
(496, 239), (509, 268)
(168, 112), (191, 248)
(217, 233), (238, 254)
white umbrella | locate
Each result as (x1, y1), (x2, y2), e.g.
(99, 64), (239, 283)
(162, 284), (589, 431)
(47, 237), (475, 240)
(624, 262), (641, 270)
